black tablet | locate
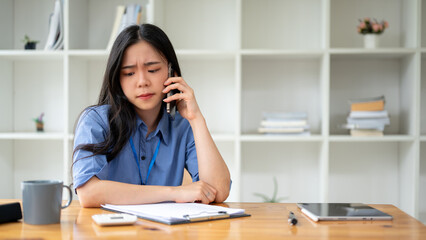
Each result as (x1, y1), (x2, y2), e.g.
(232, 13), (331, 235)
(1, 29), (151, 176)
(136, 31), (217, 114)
(297, 203), (393, 221)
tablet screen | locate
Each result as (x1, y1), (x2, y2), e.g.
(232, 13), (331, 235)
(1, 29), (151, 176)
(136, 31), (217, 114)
(297, 203), (393, 221)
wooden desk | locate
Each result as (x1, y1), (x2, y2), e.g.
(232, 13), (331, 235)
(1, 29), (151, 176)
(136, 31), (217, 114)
(0, 200), (425, 239)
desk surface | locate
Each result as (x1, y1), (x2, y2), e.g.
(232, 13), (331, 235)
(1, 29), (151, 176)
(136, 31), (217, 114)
(0, 200), (425, 240)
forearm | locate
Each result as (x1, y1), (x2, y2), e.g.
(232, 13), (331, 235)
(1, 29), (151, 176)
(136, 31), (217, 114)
(77, 177), (174, 207)
(189, 116), (231, 202)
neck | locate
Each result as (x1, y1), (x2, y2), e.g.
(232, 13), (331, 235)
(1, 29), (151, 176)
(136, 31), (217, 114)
(135, 104), (163, 136)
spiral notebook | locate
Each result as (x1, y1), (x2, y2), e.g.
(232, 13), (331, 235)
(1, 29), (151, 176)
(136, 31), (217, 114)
(101, 203), (250, 225)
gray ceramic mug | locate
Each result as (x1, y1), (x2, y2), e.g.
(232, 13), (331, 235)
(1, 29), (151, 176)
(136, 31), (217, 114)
(22, 180), (72, 225)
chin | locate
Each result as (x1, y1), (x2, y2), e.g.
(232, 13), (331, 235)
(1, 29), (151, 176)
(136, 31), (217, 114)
(135, 102), (163, 112)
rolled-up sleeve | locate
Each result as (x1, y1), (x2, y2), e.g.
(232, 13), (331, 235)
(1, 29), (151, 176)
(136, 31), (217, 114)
(72, 108), (109, 191)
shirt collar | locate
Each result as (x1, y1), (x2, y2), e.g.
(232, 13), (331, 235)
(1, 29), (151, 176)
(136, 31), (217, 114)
(135, 106), (171, 145)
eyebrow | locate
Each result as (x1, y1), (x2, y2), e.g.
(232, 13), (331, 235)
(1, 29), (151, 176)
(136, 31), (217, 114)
(121, 61), (161, 69)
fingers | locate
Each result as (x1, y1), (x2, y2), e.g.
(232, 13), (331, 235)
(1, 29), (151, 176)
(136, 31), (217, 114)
(199, 182), (217, 204)
(163, 78), (189, 93)
(203, 187), (217, 203)
(162, 78), (194, 103)
(164, 77), (187, 90)
(175, 181), (216, 204)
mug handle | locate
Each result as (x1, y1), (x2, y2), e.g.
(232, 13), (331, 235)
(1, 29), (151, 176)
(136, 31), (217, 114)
(62, 185), (73, 209)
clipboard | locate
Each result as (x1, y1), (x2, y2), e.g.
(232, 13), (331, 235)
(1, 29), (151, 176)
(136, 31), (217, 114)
(101, 203), (251, 225)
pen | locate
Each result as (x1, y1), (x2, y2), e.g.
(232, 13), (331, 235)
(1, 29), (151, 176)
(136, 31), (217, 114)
(288, 211), (298, 225)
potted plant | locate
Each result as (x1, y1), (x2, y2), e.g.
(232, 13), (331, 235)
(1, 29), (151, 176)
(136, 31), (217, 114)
(357, 18), (389, 48)
(33, 113), (44, 132)
(22, 35), (40, 50)
(253, 177), (287, 203)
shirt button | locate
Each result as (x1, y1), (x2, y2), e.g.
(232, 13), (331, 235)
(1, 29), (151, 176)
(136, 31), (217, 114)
(141, 156), (146, 160)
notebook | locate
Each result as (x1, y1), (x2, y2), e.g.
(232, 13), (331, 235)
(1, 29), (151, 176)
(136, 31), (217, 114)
(297, 203), (393, 221)
(101, 202), (250, 225)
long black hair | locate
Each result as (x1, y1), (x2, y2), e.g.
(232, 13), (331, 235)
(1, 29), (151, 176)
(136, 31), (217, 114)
(73, 23), (181, 162)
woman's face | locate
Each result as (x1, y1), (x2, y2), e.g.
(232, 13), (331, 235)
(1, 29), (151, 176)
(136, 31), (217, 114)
(120, 41), (168, 115)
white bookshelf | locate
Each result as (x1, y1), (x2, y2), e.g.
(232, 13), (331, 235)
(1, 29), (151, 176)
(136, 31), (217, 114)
(0, 0), (425, 222)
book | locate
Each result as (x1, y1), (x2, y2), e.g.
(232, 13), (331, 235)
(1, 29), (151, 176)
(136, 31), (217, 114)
(341, 123), (385, 131)
(349, 110), (388, 119)
(350, 129), (384, 136)
(107, 4), (143, 50)
(51, 0), (64, 50)
(260, 119), (307, 127)
(346, 117), (390, 126)
(262, 112), (308, 120)
(101, 203), (250, 225)
(44, 0), (63, 50)
(349, 95), (385, 112)
(259, 111), (310, 135)
(106, 5), (126, 50)
(258, 127), (306, 134)
(343, 95), (390, 135)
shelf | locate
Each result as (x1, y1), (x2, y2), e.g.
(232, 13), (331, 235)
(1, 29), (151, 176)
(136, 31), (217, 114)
(328, 141), (405, 205)
(0, 50), (64, 60)
(330, 0), (417, 49)
(329, 135), (415, 142)
(422, 0), (426, 48)
(242, 0), (323, 50)
(68, 50), (109, 59)
(329, 48), (416, 59)
(0, 132), (64, 140)
(241, 141), (321, 202)
(155, 0), (237, 51)
(241, 57), (323, 135)
(176, 50), (235, 60)
(212, 134), (235, 142)
(329, 54), (416, 135)
(241, 134), (323, 142)
(241, 49), (324, 59)
(419, 141), (426, 224)
(422, 54), (426, 136)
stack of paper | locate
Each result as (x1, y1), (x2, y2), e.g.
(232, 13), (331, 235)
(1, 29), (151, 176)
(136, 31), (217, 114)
(102, 203), (248, 225)
(44, 0), (64, 50)
(106, 4), (143, 50)
(342, 95), (390, 136)
(258, 112), (310, 135)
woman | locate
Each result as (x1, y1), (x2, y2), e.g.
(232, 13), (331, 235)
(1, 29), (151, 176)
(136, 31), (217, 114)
(72, 24), (230, 207)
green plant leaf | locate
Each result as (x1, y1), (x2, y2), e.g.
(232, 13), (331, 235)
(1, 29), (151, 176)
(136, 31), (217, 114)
(253, 193), (271, 202)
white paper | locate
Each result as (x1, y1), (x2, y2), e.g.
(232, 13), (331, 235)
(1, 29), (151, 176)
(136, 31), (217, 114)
(102, 203), (245, 223)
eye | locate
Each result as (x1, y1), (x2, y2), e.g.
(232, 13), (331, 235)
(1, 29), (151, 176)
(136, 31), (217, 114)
(148, 68), (160, 73)
(123, 72), (135, 77)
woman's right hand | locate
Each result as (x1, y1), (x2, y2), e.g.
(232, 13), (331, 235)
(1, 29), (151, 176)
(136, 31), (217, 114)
(173, 181), (217, 204)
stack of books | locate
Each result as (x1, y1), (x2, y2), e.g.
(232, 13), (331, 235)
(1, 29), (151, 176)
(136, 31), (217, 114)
(107, 4), (144, 50)
(343, 95), (390, 136)
(44, 0), (64, 50)
(258, 112), (310, 135)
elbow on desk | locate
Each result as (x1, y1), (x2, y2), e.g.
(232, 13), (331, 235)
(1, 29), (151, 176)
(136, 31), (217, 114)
(76, 187), (102, 208)
(76, 178), (104, 208)
(215, 192), (229, 203)
(214, 181), (231, 203)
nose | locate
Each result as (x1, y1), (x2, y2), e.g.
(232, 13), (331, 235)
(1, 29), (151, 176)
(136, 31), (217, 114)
(136, 71), (150, 88)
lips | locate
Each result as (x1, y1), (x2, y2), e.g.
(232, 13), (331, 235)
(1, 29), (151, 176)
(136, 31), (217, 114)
(137, 93), (154, 100)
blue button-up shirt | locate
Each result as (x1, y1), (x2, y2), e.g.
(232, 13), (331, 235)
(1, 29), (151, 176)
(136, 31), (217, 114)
(72, 105), (199, 191)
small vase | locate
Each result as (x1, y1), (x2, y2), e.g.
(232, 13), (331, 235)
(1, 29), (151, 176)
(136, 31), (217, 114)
(36, 122), (44, 132)
(363, 34), (379, 48)
(24, 42), (37, 50)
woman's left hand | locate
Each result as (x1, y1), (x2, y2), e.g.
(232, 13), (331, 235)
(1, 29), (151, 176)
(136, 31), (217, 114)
(163, 76), (202, 121)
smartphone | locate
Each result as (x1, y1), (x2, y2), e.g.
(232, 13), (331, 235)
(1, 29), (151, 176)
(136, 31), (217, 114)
(166, 63), (179, 119)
